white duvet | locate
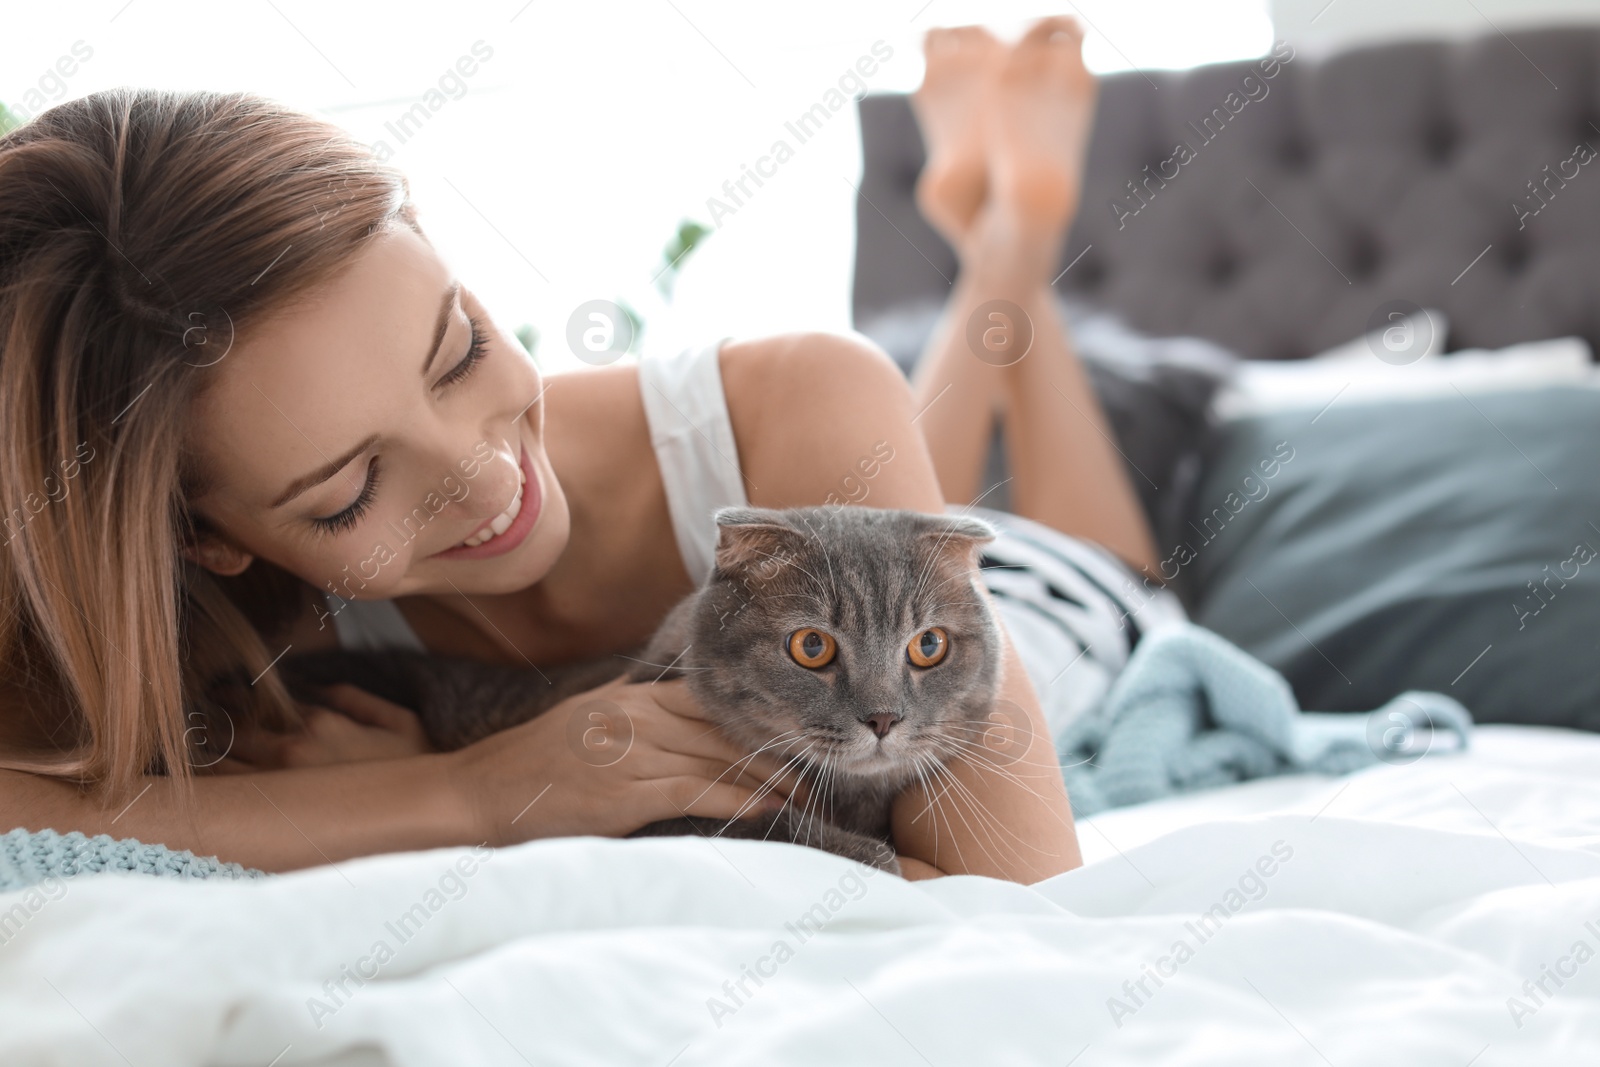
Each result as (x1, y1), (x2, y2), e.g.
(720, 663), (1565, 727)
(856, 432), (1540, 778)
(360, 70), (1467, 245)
(2, 724), (1598, 1065)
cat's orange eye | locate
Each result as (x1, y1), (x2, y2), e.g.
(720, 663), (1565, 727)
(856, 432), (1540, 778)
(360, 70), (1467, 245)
(788, 628), (837, 668)
(907, 627), (949, 667)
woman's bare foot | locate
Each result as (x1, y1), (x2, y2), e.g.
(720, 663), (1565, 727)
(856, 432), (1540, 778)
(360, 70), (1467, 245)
(911, 26), (1004, 247)
(984, 17), (1098, 250)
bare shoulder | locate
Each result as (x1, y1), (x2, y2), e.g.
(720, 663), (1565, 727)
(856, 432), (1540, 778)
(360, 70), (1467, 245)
(718, 332), (944, 512)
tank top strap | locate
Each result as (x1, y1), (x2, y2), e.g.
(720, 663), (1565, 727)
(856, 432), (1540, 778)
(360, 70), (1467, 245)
(636, 339), (750, 586)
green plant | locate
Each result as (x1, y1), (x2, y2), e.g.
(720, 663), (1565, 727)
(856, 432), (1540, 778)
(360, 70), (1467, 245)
(514, 216), (710, 363)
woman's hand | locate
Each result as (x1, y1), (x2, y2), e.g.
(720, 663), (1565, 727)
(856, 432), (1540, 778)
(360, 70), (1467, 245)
(219, 684), (437, 771)
(444, 674), (804, 847)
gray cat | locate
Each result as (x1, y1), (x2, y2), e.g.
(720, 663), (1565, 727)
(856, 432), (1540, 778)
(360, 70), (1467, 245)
(281, 505), (1004, 874)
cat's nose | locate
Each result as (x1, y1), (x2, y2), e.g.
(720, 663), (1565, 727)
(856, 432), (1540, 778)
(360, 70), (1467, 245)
(864, 712), (899, 739)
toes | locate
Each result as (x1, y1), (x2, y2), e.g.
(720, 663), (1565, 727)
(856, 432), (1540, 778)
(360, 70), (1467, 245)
(926, 24), (1001, 54)
(1019, 16), (1085, 50)
(1002, 16), (1095, 90)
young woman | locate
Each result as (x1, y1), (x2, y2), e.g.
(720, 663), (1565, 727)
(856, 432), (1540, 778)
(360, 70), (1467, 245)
(0, 19), (1161, 884)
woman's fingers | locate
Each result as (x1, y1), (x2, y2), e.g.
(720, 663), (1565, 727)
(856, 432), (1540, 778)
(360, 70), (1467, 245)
(647, 678), (711, 721)
(648, 725), (806, 800)
(318, 684), (421, 731)
(318, 684), (437, 752)
(225, 724), (292, 768)
(658, 754), (798, 803)
(631, 680), (809, 799)
(204, 755), (258, 776)
(650, 775), (786, 824)
(644, 693), (796, 768)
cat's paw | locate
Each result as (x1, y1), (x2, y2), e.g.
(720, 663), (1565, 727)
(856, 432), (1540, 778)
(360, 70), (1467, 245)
(863, 839), (903, 877)
(826, 831), (902, 876)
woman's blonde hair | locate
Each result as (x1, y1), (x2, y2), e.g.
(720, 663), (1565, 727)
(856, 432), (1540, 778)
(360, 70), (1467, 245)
(0, 89), (417, 799)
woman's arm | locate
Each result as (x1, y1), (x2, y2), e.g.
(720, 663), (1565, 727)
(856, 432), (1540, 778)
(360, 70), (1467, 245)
(720, 332), (1081, 882)
(1, 673), (801, 873)
(1, 753), (473, 873)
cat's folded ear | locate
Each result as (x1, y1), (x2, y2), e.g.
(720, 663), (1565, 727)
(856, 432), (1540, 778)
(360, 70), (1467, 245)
(915, 513), (998, 568)
(712, 506), (801, 578)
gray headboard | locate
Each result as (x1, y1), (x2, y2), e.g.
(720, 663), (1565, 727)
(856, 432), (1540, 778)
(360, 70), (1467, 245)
(853, 26), (1600, 361)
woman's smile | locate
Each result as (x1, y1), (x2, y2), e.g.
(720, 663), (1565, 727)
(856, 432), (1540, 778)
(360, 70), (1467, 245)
(432, 442), (542, 560)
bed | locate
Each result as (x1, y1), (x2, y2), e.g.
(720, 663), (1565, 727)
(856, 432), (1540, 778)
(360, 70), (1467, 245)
(2, 726), (1596, 1063)
(6, 23), (1600, 1066)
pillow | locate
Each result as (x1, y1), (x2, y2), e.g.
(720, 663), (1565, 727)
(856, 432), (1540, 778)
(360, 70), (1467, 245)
(1211, 307), (1449, 420)
(857, 298), (1235, 562)
(1187, 373), (1600, 729)
(1214, 331), (1594, 420)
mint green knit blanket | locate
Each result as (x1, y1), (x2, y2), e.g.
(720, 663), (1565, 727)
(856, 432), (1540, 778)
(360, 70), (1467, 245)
(0, 828), (266, 892)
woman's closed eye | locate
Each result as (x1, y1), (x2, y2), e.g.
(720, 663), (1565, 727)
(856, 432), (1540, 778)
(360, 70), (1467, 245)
(437, 316), (489, 389)
(306, 317), (491, 536)
(311, 455), (382, 535)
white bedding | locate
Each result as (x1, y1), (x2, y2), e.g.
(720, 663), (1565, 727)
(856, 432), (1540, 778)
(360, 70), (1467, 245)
(3, 724), (1598, 1065)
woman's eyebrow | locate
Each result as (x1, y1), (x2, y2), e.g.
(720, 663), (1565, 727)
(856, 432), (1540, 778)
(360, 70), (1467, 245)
(420, 281), (462, 378)
(271, 433), (380, 508)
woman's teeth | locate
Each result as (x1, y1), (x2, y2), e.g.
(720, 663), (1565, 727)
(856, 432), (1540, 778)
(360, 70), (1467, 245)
(458, 466), (527, 548)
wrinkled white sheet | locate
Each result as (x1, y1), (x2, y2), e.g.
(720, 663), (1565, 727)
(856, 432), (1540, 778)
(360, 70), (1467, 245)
(2, 724), (1598, 1065)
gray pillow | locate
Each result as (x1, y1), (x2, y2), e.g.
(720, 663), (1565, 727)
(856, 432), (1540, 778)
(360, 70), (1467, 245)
(1189, 386), (1600, 729)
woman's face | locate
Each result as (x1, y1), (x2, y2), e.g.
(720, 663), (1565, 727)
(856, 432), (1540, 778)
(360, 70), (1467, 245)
(187, 225), (570, 601)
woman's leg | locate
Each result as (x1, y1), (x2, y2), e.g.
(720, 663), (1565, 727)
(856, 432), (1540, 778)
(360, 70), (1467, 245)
(909, 19), (1158, 573)
(908, 26), (1008, 510)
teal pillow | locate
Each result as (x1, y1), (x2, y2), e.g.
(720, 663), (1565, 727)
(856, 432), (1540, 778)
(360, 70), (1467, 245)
(1188, 386), (1600, 729)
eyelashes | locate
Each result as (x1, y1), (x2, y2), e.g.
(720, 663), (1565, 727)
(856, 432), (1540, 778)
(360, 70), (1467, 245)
(307, 317), (490, 537)
(312, 455), (382, 535)
(438, 316), (489, 389)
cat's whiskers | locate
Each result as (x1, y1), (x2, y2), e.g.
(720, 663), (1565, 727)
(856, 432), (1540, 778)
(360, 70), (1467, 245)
(928, 732), (1084, 837)
(757, 590), (832, 615)
(751, 545), (833, 607)
(908, 507), (984, 608)
(795, 750), (833, 848)
(920, 567), (988, 599)
(692, 729), (804, 823)
(797, 513), (841, 603)
(908, 752), (945, 866)
(753, 745), (815, 846)
(936, 724), (1064, 776)
(812, 752), (842, 847)
(721, 740), (813, 832)
(936, 748), (1063, 792)
(928, 742), (1072, 843)
(610, 653), (721, 673)
(913, 753), (971, 873)
(921, 754), (1061, 863)
(920, 758), (1036, 870)
(930, 730), (1067, 802)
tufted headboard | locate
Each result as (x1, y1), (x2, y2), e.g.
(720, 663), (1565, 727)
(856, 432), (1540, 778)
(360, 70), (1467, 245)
(852, 26), (1600, 361)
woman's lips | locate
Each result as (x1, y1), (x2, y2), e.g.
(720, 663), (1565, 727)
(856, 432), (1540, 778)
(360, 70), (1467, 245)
(431, 446), (542, 561)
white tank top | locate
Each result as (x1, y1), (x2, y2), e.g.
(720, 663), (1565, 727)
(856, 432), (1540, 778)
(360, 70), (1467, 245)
(321, 340), (744, 651)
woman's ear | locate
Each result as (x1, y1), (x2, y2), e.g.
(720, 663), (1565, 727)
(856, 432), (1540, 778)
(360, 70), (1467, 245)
(182, 530), (254, 576)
